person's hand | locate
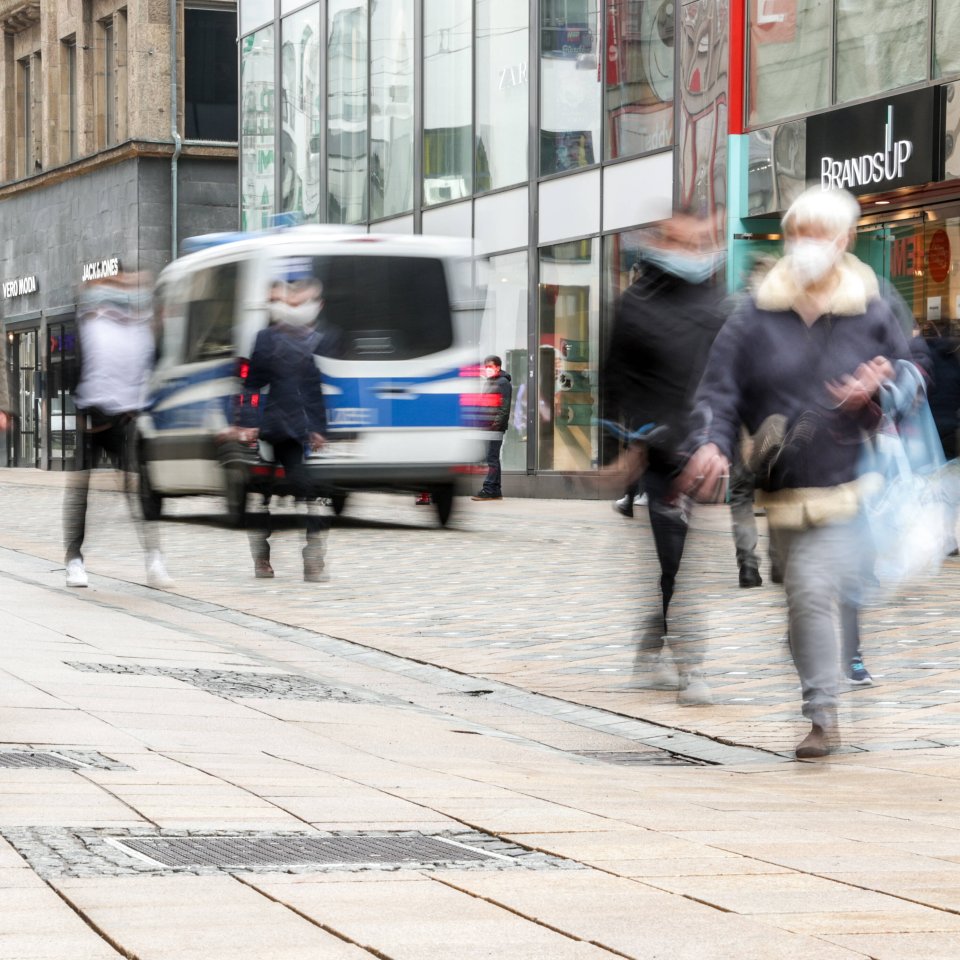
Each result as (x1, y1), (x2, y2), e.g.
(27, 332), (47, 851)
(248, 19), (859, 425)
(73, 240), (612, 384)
(676, 442), (730, 502)
(826, 356), (894, 411)
(307, 432), (326, 452)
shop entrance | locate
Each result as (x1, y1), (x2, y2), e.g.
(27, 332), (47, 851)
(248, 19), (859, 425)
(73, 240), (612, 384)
(856, 210), (960, 336)
(7, 328), (41, 468)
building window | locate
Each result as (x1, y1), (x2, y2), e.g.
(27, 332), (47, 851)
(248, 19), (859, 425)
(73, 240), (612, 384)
(538, 239), (600, 471)
(370, 0), (414, 219)
(836, 0), (928, 104)
(185, 7), (239, 141)
(936, 0), (960, 78)
(101, 17), (116, 146)
(280, 4), (321, 220)
(605, 0), (673, 160)
(478, 250), (529, 470)
(475, 0), (529, 192)
(240, 24), (276, 230)
(327, 1), (368, 223)
(423, 0), (472, 205)
(540, 0), (601, 176)
(747, 0), (830, 127)
(18, 57), (31, 177)
(65, 40), (78, 160)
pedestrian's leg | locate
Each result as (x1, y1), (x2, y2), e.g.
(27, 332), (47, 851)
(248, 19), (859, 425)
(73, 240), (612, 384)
(248, 493), (274, 577)
(64, 417), (96, 564)
(479, 437), (503, 497)
(775, 523), (856, 755)
(729, 460), (761, 586)
(274, 440), (328, 581)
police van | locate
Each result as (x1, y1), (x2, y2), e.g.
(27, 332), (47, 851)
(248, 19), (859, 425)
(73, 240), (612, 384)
(137, 227), (489, 525)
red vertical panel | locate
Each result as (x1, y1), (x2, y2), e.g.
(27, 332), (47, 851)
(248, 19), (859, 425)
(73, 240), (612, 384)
(729, 0), (747, 134)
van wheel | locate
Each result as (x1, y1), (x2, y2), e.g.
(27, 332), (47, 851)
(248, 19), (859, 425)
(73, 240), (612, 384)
(225, 464), (249, 527)
(330, 493), (348, 516)
(139, 457), (163, 521)
(433, 485), (454, 526)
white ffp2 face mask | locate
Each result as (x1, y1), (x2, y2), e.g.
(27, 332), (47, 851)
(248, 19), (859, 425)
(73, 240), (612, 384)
(786, 237), (842, 288)
(269, 299), (321, 327)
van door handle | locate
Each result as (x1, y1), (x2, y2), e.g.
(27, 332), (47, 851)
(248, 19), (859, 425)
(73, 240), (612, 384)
(375, 386), (418, 399)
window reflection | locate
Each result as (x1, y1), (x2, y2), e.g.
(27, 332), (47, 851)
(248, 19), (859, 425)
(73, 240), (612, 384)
(328, 0), (368, 223)
(935, 0), (960, 79)
(370, 0), (414, 219)
(747, 0), (829, 126)
(605, 0), (674, 160)
(476, 0), (529, 192)
(424, 0), (473, 205)
(540, 0), (601, 176)
(281, 6), (321, 221)
(479, 251), (529, 470)
(240, 25), (275, 231)
(538, 240), (599, 470)
(836, 0), (927, 105)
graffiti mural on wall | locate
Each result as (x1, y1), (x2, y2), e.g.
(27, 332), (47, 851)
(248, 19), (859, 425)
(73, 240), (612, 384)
(677, 0), (728, 222)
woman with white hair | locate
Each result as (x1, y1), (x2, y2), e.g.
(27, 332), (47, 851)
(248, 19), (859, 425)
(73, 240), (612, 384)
(679, 186), (912, 758)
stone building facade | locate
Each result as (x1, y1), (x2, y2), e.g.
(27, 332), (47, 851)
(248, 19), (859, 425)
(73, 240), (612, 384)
(0, 0), (238, 469)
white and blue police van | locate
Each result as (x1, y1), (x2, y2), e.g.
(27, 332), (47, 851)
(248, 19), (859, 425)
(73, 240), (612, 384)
(137, 227), (490, 525)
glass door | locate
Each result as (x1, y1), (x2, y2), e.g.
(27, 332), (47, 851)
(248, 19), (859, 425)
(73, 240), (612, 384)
(8, 329), (40, 468)
(854, 216), (925, 334)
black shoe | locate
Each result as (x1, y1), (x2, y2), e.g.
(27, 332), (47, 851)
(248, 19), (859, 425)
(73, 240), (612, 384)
(770, 566), (784, 584)
(471, 491), (503, 501)
(739, 565), (763, 588)
(614, 495), (633, 518)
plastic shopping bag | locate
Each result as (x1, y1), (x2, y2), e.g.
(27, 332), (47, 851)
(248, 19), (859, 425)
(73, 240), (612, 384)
(859, 362), (951, 596)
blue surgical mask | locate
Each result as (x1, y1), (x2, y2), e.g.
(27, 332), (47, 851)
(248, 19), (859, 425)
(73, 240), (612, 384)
(639, 245), (726, 285)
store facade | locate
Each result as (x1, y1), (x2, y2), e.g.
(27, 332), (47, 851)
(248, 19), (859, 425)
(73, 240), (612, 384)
(730, 1), (960, 335)
(238, 0), (728, 497)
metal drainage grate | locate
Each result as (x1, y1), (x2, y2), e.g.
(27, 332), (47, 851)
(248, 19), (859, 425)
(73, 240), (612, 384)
(111, 834), (497, 869)
(66, 662), (372, 703)
(572, 750), (710, 767)
(0, 752), (81, 770)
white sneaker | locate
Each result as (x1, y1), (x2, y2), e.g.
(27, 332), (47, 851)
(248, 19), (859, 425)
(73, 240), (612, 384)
(146, 551), (174, 589)
(633, 655), (680, 690)
(678, 675), (713, 706)
(633, 493), (648, 506)
(65, 558), (88, 588)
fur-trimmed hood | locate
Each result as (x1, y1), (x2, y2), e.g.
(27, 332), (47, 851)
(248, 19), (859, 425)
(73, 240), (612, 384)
(755, 253), (880, 316)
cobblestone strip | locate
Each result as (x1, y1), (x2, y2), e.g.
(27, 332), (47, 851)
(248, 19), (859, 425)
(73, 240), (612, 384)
(1, 827), (585, 879)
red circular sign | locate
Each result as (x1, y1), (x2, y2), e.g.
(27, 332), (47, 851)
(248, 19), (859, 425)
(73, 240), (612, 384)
(927, 229), (951, 284)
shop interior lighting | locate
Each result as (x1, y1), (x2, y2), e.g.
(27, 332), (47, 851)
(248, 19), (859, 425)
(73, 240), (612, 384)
(875, 200), (890, 205)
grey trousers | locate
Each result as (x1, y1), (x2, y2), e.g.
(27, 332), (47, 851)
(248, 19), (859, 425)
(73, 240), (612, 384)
(770, 520), (860, 727)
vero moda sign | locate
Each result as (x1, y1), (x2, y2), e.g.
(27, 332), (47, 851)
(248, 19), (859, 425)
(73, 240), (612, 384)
(806, 88), (945, 196)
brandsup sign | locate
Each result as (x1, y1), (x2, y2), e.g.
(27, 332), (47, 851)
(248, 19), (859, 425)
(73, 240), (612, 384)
(820, 106), (912, 190)
(806, 88), (945, 197)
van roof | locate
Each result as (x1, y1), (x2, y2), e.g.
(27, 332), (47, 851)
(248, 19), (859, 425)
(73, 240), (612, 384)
(162, 228), (473, 281)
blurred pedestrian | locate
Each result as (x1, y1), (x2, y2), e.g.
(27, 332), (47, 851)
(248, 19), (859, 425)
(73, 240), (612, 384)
(604, 210), (727, 705)
(680, 186), (912, 757)
(239, 261), (330, 581)
(472, 355), (512, 501)
(925, 329), (960, 552)
(63, 272), (171, 589)
(0, 328), (13, 447)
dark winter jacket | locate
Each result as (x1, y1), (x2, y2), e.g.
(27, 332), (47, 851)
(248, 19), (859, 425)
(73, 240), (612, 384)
(483, 370), (512, 432)
(689, 254), (911, 526)
(926, 337), (960, 458)
(240, 324), (328, 443)
(604, 263), (726, 468)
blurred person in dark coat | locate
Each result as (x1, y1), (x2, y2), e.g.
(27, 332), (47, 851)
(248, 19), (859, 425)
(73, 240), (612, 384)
(680, 187), (912, 758)
(604, 211), (726, 705)
(63, 272), (170, 589)
(926, 329), (960, 552)
(471, 355), (512, 501)
(237, 261), (331, 581)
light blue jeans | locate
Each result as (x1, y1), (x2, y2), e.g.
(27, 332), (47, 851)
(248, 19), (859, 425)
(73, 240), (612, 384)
(770, 519), (861, 727)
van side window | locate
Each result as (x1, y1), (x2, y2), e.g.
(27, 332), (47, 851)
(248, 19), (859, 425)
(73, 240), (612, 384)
(312, 255), (452, 361)
(185, 263), (239, 362)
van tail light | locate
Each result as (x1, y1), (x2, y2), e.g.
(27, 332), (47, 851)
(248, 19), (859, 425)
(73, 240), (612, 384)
(235, 358), (260, 409)
(237, 358), (250, 381)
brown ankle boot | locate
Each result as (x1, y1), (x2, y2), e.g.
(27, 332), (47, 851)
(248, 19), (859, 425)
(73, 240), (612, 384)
(795, 723), (837, 759)
(254, 559), (274, 579)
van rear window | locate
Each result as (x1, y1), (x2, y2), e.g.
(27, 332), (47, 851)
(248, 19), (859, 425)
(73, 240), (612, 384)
(185, 262), (238, 362)
(273, 255), (453, 361)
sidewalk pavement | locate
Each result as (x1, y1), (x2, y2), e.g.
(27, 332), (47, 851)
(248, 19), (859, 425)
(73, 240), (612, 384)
(1, 469), (960, 959)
